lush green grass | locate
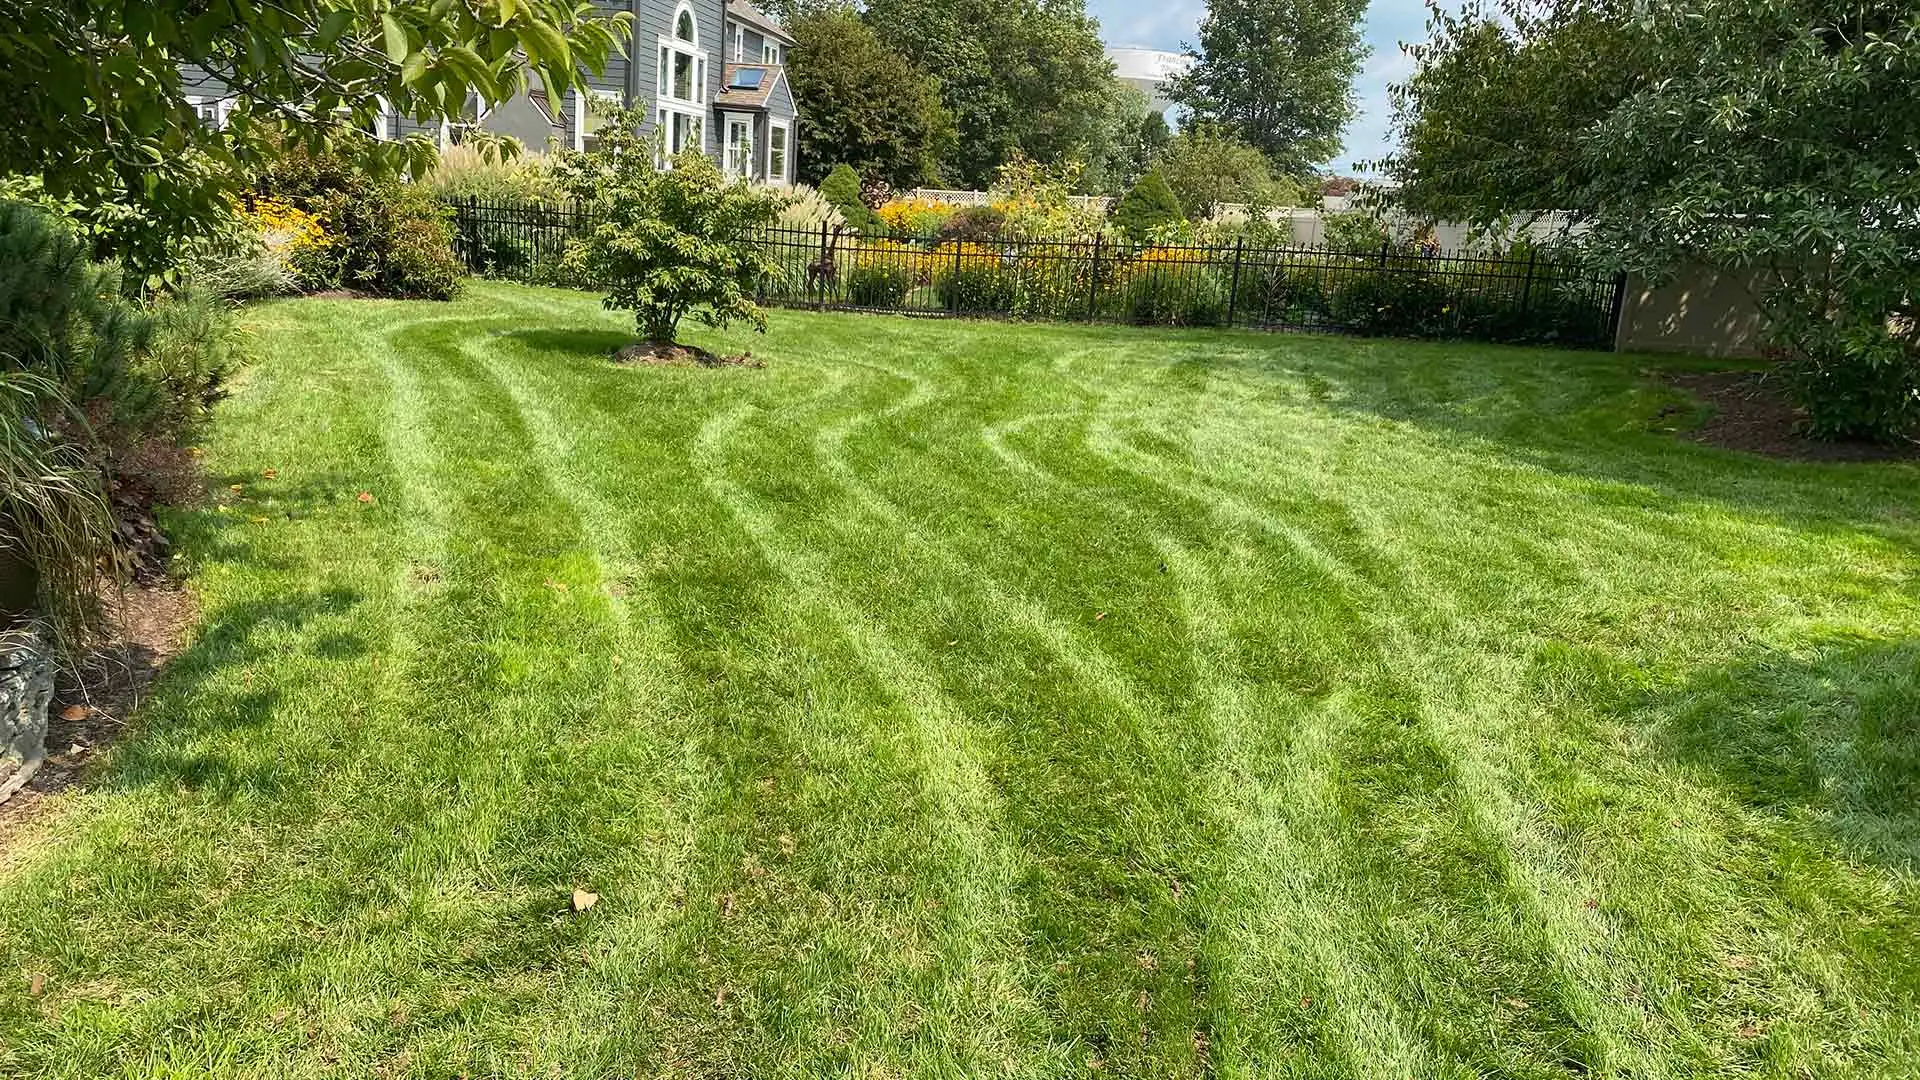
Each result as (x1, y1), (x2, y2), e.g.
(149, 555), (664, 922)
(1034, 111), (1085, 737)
(3, 281), (1917, 1078)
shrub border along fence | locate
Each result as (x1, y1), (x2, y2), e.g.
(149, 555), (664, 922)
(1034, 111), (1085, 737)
(447, 199), (1628, 349)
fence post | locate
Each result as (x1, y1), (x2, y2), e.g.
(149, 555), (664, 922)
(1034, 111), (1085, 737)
(1377, 239), (1389, 270)
(1226, 237), (1244, 328)
(1519, 250), (1538, 318)
(949, 241), (962, 314)
(816, 219), (829, 311)
(1086, 234), (1102, 322)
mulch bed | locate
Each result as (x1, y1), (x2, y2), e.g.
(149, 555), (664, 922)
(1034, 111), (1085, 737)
(0, 582), (196, 849)
(1660, 370), (1920, 462)
(612, 342), (762, 369)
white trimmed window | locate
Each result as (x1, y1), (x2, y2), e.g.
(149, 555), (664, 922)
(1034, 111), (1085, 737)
(655, 0), (708, 163)
(573, 88), (620, 151)
(189, 95), (236, 129)
(762, 43), (779, 65)
(767, 120), (790, 184)
(732, 23), (744, 61)
(724, 114), (753, 179)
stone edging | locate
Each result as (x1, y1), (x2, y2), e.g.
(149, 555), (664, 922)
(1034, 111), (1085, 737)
(0, 626), (52, 805)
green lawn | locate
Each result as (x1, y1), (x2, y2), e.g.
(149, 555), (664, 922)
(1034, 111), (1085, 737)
(3, 281), (1917, 1078)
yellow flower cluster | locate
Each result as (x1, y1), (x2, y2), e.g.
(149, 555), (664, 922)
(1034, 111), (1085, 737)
(873, 196), (956, 235)
(241, 197), (332, 254)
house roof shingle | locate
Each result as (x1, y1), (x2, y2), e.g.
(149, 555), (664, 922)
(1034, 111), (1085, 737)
(726, 0), (795, 46)
(714, 63), (783, 109)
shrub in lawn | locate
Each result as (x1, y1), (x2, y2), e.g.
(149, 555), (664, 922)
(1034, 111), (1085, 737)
(1322, 211), (1393, 254)
(554, 108), (785, 346)
(1112, 169), (1185, 242)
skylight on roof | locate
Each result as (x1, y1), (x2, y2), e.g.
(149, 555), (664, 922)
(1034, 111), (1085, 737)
(727, 67), (766, 90)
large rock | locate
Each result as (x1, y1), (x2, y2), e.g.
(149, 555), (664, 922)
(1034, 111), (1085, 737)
(0, 626), (52, 803)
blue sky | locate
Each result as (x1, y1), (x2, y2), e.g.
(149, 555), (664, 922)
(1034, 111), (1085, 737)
(1087, 0), (1428, 175)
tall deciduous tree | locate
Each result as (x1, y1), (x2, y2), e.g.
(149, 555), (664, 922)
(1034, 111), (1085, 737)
(1384, 0), (1920, 441)
(861, 0), (1115, 188)
(1170, 0), (1371, 177)
(0, 0), (630, 275)
(786, 9), (953, 188)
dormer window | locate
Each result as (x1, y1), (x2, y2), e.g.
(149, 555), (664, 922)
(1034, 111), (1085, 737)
(762, 43), (779, 64)
(733, 23), (744, 61)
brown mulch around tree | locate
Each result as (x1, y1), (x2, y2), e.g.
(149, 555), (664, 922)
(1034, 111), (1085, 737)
(612, 342), (762, 368)
(0, 582), (196, 851)
(1660, 371), (1920, 462)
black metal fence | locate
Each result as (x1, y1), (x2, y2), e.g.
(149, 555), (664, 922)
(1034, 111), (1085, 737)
(447, 199), (1626, 349)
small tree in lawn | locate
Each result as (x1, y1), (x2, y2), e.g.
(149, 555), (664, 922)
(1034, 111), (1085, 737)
(554, 108), (785, 348)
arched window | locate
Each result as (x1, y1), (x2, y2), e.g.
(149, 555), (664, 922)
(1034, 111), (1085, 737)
(656, 0), (708, 159)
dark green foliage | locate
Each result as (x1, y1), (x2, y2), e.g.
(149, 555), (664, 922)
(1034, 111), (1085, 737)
(819, 165), (875, 233)
(0, 202), (163, 440)
(1328, 270), (1452, 336)
(1170, 0), (1371, 175)
(1123, 268), (1228, 326)
(553, 109), (785, 345)
(845, 263), (917, 308)
(1112, 170), (1185, 241)
(788, 10), (955, 189)
(938, 263), (1017, 313)
(1385, 0), (1920, 442)
(937, 207), (1006, 244)
(261, 145), (465, 300)
(862, 0), (1117, 188)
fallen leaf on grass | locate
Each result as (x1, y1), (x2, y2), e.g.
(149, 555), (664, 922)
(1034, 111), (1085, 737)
(544, 579), (569, 592)
(1502, 997), (1530, 1011)
(570, 888), (599, 913)
(714, 986), (731, 1007)
(356, 491), (375, 505)
(261, 467), (279, 479)
(249, 517), (269, 525)
(28, 973), (44, 996)
(229, 484), (244, 494)
(60, 704), (87, 722)
(1738, 1023), (1765, 1039)
(1094, 611), (1107, 621)
(1725, 955), (1753, 970)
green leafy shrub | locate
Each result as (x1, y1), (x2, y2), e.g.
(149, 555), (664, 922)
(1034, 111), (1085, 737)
(937, 254), (1017, 313)
(937, 206), (1006, 244)
(1112, 170), (1185, 241)
(1329, 269), (1452, 336)
(1773, 292), (1920, 442)
(845, 262), (917, 308)
(259, 144), (466, 299)
(819, 165), (874, 233)
(554, 108), (785, 345)
(1322, 211), (1392, 254)
(1122, 258), (1228, 326)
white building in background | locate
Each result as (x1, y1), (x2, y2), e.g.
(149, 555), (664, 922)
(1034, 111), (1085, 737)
(1105, 47), (1190, 118)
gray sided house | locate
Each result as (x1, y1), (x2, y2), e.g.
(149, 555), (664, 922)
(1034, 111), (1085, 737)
(182, 0), (797, 184)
